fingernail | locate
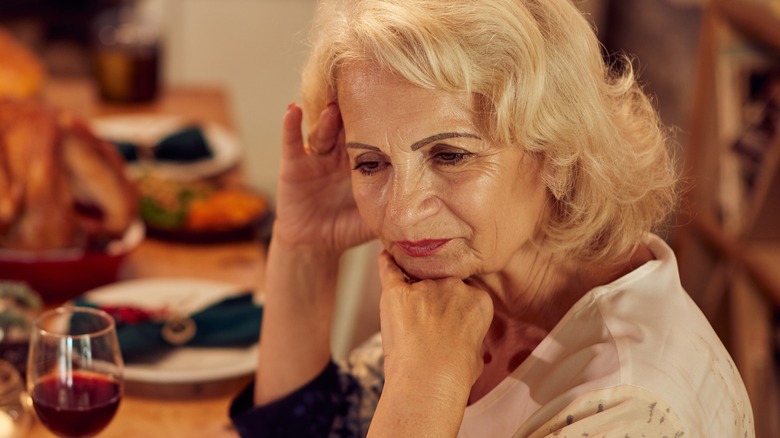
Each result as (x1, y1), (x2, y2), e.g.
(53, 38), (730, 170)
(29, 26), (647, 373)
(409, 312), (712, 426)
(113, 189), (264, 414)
(287, 102), (296, 111)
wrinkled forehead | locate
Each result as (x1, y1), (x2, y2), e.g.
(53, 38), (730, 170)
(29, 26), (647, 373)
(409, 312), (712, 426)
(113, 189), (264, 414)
(335, 64), (530, 161)
(337, 64), (479, 140)
(335, 63), (410, 99)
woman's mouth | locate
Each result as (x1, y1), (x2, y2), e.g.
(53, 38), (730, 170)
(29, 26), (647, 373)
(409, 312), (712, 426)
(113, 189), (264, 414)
(396, 239), (451, 257)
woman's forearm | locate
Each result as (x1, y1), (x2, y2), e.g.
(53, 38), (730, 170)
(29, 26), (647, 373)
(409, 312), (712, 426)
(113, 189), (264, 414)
(368, 372), (469, 437)
(254, 236), (341, 405)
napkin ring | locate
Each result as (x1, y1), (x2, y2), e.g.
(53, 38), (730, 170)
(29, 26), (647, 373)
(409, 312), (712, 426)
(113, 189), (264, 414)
(161, 316), (196, 345)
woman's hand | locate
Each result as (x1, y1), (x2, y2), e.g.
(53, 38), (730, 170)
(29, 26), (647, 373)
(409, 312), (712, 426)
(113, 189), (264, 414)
(369, 251), (493, 436)
(377, 251), (493, 390)
(271, 102), (374, 256)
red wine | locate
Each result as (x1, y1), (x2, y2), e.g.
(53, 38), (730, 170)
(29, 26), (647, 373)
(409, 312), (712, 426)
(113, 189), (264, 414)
(31, 371), (121, 438)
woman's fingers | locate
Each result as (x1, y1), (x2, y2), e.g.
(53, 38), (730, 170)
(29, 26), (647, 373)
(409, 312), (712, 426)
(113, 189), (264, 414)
(377, 251), (409, 290)
(283, 101), (344, 159)
(308, 102), (343, 155)
(281, 103), (306, 160)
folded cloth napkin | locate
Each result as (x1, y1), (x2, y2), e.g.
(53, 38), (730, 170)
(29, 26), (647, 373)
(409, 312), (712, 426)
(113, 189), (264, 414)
(111, 125), (214, 163)
(72, 292), (262, 362)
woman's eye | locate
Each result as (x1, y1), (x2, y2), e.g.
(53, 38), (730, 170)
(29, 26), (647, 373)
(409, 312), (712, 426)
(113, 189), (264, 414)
(353, 160), (388, 176)
(434, 151), (471, 166)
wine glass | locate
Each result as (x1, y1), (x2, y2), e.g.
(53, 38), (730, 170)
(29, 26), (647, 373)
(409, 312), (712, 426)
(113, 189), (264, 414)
(26, 306), (123, 438)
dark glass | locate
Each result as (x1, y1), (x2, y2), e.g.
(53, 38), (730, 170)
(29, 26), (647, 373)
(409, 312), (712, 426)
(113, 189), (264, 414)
(91, 4), (161, 103)
(93, 43), (160, 103)
(31, 372), (121, 438)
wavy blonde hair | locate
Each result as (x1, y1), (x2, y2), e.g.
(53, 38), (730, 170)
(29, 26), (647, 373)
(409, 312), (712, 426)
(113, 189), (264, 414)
(301, 0), (678, 264)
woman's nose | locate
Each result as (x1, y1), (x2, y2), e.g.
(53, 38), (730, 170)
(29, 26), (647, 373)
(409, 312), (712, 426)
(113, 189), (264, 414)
(386, 171), (441, 228)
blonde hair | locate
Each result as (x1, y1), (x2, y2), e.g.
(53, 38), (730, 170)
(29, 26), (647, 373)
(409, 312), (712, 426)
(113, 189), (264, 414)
(301, 0), (678, 263)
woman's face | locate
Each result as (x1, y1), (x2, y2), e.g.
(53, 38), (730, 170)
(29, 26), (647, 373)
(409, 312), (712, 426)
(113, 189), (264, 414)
(339, 65), (549, 280)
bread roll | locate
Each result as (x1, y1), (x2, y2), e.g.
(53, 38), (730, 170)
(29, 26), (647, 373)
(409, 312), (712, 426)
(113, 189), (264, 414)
(0, 27), (44, 99)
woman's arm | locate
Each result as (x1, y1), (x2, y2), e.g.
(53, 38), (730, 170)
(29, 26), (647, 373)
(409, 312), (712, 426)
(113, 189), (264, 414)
(368, 252), (493, 437)
(254, 103), (374, 405)
(254, 239), (340, 404)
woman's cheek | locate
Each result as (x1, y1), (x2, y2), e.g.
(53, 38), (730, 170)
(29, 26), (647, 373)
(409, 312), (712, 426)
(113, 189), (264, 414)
(353, 178), (389, 235)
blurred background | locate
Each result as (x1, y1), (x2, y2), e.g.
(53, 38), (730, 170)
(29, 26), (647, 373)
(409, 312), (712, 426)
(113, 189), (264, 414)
(0, 0), (316, 192)
(2, 0), (779, 436)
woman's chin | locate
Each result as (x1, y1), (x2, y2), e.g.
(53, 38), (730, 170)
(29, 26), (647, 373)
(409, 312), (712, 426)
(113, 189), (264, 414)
(395, 257), (466, 281)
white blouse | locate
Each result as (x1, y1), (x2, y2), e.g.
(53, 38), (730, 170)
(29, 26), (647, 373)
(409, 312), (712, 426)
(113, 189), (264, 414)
(458, 234), (755, 437)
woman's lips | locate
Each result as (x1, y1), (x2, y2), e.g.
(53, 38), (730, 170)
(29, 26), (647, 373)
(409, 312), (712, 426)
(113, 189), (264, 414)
(396, 239), (451, 257)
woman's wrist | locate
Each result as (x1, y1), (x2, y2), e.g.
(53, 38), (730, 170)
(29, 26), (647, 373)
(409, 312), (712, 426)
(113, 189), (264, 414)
(369, 371), (470, 437)
(264, 235), (341, 304)
(268, 228), (344, 260)
(262, 233), (341, 330)
(383, 360), (475, 402)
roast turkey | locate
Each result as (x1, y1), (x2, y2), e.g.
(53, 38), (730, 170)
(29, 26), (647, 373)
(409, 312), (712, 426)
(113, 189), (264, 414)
(0, 99), (138, 251)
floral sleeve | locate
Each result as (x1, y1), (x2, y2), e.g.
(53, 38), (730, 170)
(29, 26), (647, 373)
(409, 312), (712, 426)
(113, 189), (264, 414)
(516, 386), (688, 438)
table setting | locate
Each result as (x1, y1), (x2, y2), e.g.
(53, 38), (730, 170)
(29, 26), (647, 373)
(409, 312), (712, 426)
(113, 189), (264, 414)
(0, 25), (269, 438)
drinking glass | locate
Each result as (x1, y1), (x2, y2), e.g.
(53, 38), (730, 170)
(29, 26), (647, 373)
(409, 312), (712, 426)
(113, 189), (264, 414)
(26, 306), (123, 438)
(91, 2), (162, 103)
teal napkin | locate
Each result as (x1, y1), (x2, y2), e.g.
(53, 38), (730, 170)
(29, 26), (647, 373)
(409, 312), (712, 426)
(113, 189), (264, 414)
(111, 126), (213, 163)
(72, 293), (262, 362)
(153, 126), (213, 162)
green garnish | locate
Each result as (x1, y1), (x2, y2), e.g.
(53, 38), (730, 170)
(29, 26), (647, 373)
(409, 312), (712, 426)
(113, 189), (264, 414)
(139, 188), (207, 229)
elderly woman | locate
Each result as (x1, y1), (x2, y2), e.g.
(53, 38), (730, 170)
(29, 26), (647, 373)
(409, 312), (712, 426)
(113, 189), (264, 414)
(230, 0), (755, 436)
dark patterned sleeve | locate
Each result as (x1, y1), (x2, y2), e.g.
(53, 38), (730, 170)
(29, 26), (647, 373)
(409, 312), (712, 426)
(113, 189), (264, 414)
(229, 333), (385, 438)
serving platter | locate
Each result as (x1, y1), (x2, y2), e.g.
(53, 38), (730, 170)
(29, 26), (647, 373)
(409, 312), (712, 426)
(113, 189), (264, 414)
(90, 114), (244, 181)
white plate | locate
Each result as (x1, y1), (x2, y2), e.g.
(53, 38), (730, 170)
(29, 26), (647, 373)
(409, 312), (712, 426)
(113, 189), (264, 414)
(90, 114), (244, 181)
(81, 277), (260, 384)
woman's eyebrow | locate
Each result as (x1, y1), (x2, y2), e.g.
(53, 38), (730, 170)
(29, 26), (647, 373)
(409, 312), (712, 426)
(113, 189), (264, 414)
(410, 132), (481, 151)
(346, 132), (481, 152)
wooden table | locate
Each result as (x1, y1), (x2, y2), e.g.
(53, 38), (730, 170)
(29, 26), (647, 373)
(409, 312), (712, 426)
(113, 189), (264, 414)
(27, 78), (267, 438)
